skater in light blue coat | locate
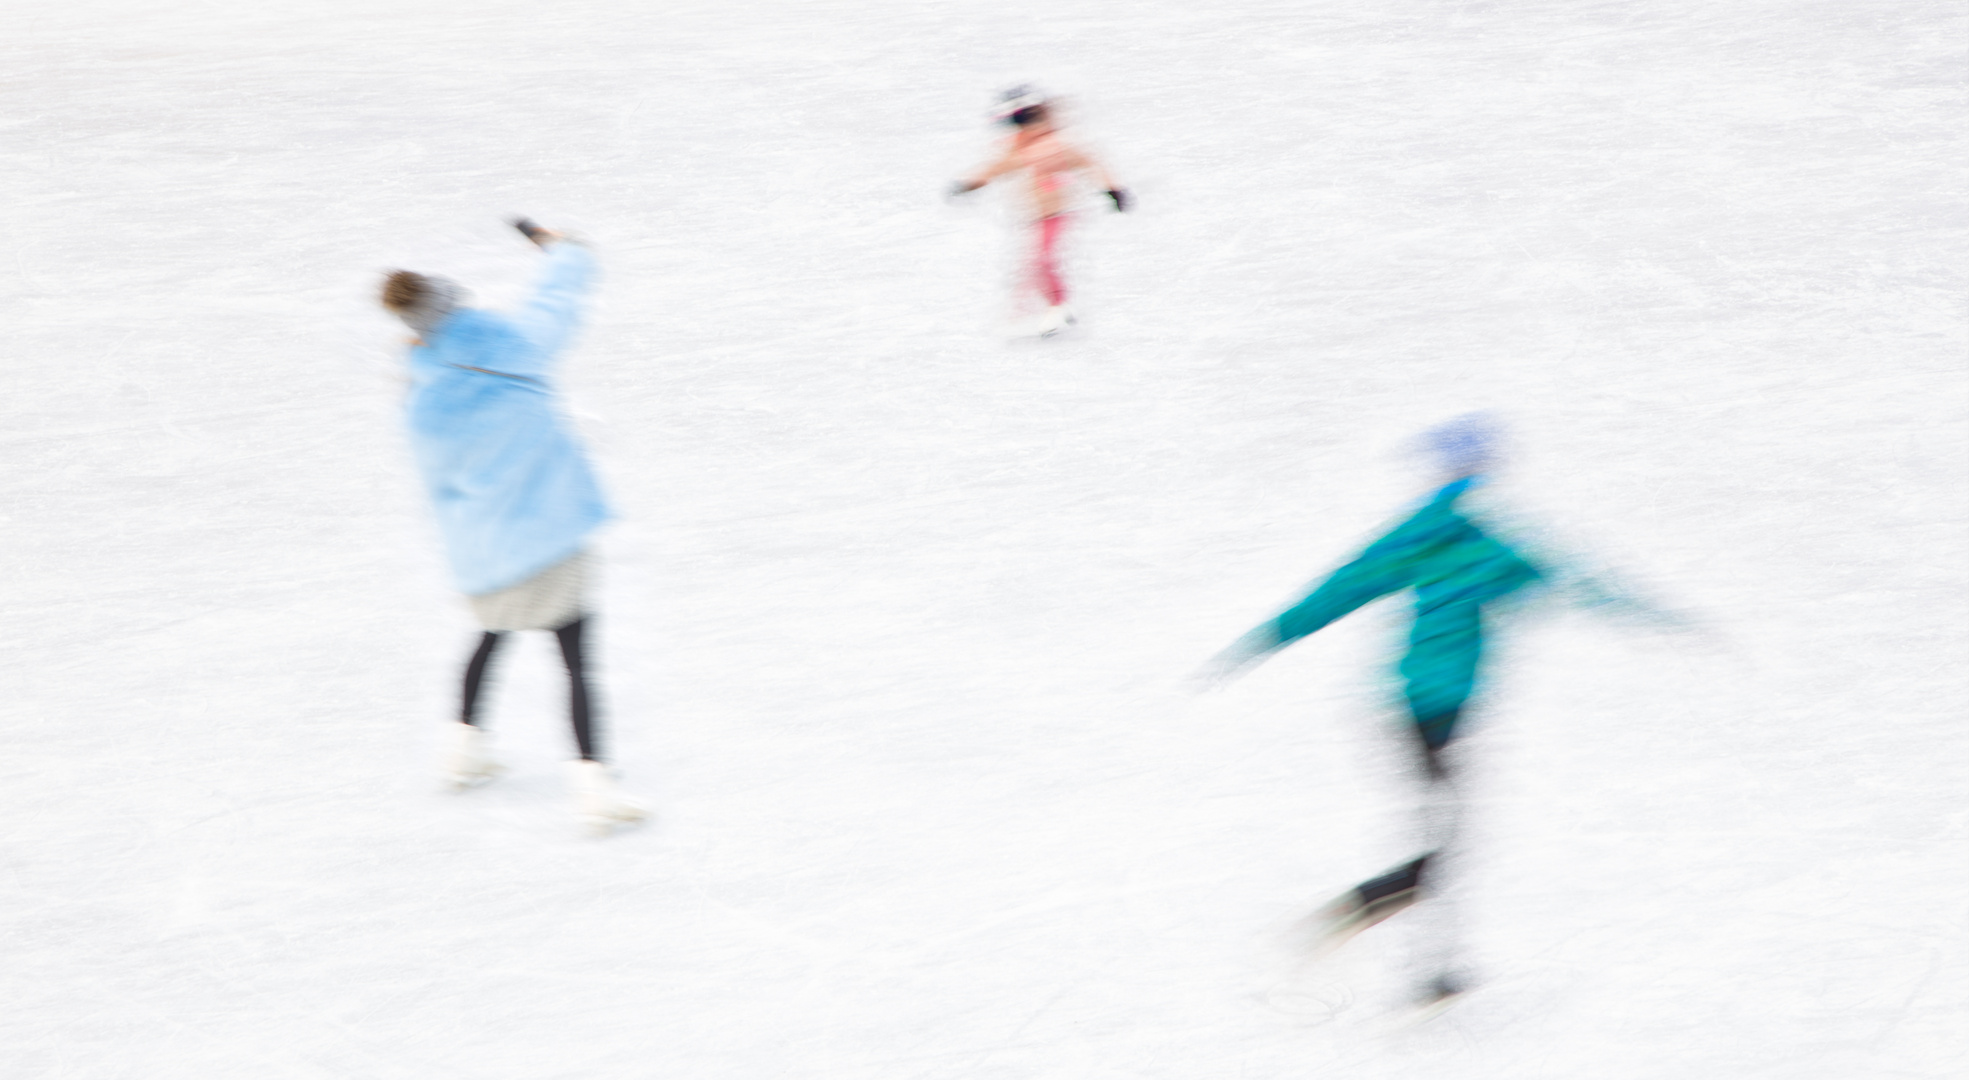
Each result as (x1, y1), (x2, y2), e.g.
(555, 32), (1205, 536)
(400, 237), (608, 599)
(382, 220), (642, 833)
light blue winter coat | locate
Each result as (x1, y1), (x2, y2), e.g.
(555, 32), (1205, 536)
(404, 244), (610, 596)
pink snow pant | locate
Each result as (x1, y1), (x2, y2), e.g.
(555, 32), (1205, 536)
(1031, 214), (1069, 305)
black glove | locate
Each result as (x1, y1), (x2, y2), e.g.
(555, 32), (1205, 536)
(511, 216), (551, 246)
(1105, 188), (1130, 212)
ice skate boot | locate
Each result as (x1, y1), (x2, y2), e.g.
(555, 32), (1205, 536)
(1363, 973), (1471, 1035)
(567, 760), (647, 836)
(1412, 974), (1468, 1019)
(442, 722), (505, 790)
(1036, 304), (1076, 337)
(1372, 973), (1470, 1031)
(1313, 853), (1430, 953)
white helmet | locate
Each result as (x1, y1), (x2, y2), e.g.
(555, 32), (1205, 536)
(992, 85), (1049, 126)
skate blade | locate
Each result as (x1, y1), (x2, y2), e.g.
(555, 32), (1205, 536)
(1372, 989), (1467, 1035)
(1306, 893), (1417, 957)
(1007, 312), (1075, 340)
(581, 806), (649, 838)
(444, 764), (507, 792)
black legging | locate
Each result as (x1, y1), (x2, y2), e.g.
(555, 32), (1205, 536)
(459, 616), (598, 761)
(1410, 706), (1459, 783)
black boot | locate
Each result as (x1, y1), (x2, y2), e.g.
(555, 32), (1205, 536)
(1314, 853), (1433, 949)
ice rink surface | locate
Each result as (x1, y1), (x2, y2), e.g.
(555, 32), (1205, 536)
(4, 1), (1964, 1076)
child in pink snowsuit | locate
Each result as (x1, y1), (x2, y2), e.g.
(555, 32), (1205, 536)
(951, 88), (1128, 335)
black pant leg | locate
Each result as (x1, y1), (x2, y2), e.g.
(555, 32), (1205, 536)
(461, 631), (505, 725)
(1410, 706), (1460, 782)
(554, 616), (598, 761)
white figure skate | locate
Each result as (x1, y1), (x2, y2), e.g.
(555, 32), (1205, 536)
(567, 760), (647, 836)
(442, 722), (506, 790)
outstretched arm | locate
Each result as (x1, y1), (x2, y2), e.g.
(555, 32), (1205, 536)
(1196, 557), (1404, 687)
(1273, 550), (1412, 644)
(1461, 497), (1691, 630)
(507, 240), (596, 369)
(1551, 566), (1691, 630)
(950, 147), (1019, 197)
(1065, 145), (1129, 211)
(1198, 526), (1432, 686)
(1085, 153), (1126, 209)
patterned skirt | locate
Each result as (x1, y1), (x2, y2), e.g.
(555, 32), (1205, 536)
(468, 550), (589, 631)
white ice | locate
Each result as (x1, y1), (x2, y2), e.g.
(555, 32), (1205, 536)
(3, 1), (1964, 1077)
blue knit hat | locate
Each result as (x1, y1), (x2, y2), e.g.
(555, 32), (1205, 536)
(1422, 413), (1499, 476)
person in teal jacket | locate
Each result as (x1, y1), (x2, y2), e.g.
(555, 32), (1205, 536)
(382, 221), (642, 835)
(1211, 418), (1540, 761)
(1205, 416), (1548, 1010)
(1222, 486), (1541, 769)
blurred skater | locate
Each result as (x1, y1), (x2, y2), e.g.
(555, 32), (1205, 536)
(1202, 416), (1675, 1015)
(380, 219), (644, 835)
(949, 87), (1128, 336)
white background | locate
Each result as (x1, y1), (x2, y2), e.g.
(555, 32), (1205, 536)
(3, 1), (1963, 1076)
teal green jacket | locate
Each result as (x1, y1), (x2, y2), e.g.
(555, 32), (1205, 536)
(1257, 477), (1541, 742)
